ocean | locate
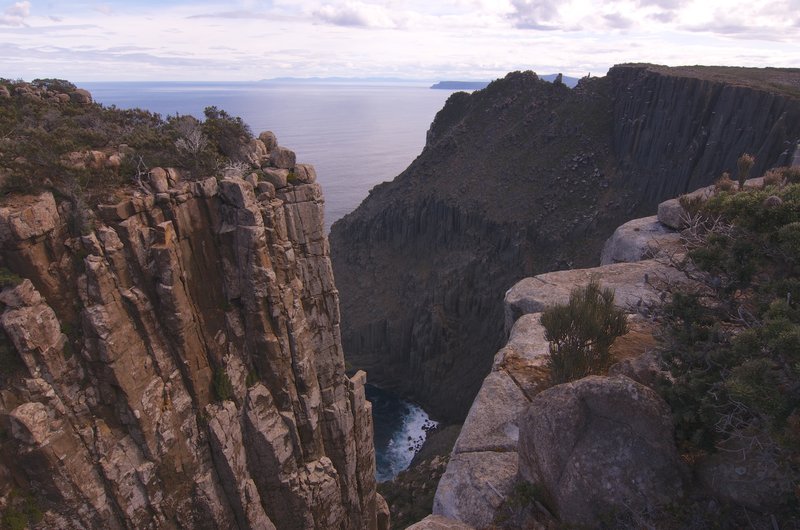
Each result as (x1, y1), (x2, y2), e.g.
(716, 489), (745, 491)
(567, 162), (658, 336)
(84, 81), (449, 480)
(82, 81), (454, 232)
(366, 384), (437, 483)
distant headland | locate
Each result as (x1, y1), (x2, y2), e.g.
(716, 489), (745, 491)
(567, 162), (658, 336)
(431, 73), (581, 90)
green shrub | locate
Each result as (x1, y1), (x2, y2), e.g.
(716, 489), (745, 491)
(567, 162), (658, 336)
(736, 153), (755, 190)
(658, 182), (800, 455)
(0, 268), (23, 288)
(0, 79), (258, 197)
(245, 370), (259, 387)
(540, 279), (628, 384)
(212, 368), (234, 402)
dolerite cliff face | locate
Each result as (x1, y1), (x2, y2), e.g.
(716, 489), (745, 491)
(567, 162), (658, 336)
(0, 172), (383, 528)
(330, 64), (800, 422)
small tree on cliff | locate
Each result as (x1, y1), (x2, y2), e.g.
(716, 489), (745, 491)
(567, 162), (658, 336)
(737, 153), (755, 190)
(541, 279), (628, 384)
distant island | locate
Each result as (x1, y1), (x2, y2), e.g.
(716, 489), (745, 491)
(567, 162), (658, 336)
(432, 73), (581, 90)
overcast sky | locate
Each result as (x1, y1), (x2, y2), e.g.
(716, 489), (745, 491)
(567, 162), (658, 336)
(1, 0), (799, 82)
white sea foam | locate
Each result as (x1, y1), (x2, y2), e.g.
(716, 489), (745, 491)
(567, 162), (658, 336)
(379, 401), (437, 481)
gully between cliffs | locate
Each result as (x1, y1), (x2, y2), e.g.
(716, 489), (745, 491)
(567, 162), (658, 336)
(331, 64), (800, 423)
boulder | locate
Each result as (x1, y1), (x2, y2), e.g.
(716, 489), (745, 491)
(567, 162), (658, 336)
(518, 375), (684, 526)
(657, 198), (687, 229)
(256, 181), (276, 197)
(165, 167), (182, 186)
(259, 131), (278, 152)
(406, 515), (475, 530)
(0, 85), (10, 99)
(245, 139), (269, 165)
(270, 146), (296, 169)
(195, 176), (219, 198)
(262, 168), (289, 189)
(105, 154), (122, 169)
(148, 167), (169, 193)
(293, 164), (317, 184)
(71, 88), (92, 105)
(600, 215), (681, 265)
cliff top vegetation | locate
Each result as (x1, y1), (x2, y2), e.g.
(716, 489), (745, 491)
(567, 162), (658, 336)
(651, 166), (800, 522)
(0, 77), (259, 203)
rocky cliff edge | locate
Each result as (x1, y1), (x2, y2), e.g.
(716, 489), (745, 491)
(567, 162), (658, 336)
(0, 165), (385, 528)
(430, 174), (795, 528)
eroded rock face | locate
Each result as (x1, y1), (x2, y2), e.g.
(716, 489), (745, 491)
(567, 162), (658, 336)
(0, 177), (381, 529)
(517, 375), (684, 526)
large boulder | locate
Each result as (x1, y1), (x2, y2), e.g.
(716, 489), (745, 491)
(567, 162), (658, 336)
(262, 168), (289, 189)
(600, 215), (681, 265)
(71, 88), (92, 105)
(258, 131), (278, 152)
(293, 163), (317, 184)
(270, 146), (296, 169)
(518, 375), (684, 526)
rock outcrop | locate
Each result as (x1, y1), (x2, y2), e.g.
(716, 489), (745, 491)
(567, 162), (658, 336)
(0, 168), (384, 528)
(433, 192), (690, 527)
(331, 65), (800, 422)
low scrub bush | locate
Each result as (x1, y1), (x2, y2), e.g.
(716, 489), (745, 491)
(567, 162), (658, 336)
(540, 279), (628, 384)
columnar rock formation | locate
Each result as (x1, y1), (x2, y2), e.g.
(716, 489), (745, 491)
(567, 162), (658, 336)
(331, 64), (800, 422)
(0, 168), (383, 528)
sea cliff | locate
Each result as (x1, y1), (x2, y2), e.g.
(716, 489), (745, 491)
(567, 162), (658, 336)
(0, 167), (384, 528)
(330, 64), (800, 422)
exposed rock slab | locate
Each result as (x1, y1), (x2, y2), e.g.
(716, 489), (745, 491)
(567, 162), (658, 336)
(504, 259), (688, 331)
(433, 451), (518, 529)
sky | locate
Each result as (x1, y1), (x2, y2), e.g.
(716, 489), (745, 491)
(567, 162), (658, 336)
(1, 0), (799, 82)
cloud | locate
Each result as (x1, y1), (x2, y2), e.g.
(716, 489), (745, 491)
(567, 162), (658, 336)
(0, 0), (30, 26)
(313, 2), (400, 28)
(650, 10), (676, 23)
(508, 0), (560, 30)
(637, 0), (686, 8)
(187, 10), (273, 20)
(604, 12), (633, 29)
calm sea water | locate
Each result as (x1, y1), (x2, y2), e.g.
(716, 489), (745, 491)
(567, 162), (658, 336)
(84, 81), (449, 480)
(83, 81), (455, 232)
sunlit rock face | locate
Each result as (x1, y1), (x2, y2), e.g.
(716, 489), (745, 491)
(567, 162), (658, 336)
(0, 171), (384, 529)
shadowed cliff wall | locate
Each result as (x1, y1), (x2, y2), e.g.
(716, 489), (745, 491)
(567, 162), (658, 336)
(330, 64), (800, 422)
